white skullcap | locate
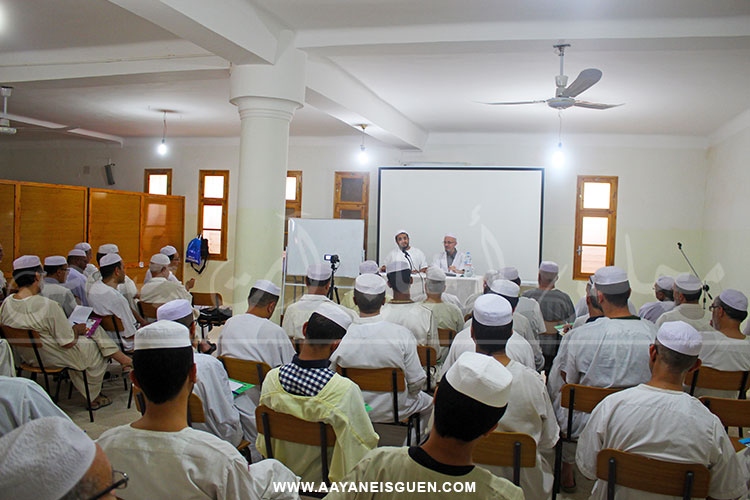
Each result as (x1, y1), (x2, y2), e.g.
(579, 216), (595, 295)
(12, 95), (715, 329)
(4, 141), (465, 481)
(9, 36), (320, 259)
(74, 242), (91, 251)
(489, 279), (520, 298)
(307, 263), (332, 281)
(655, 275), (674, 291)
(253, 279), (280, 296)
(157, 299), (194, 321)
(359, 260), (379, 275)
(426, 266), (447, 282)
(593, 266), (630, 294)
(674, 273), (703, 294)
(150, 253), (171, 266)
(719, 289), (748, 312)
(499, 266), (519, 281)
(0, 416), (96, 500)
(314, 302), (352, 330)
(99, 253), (122, 267)
(539, 261), (559, 273)
(484, 269), (501, 284)
(394, 229), (408, 238)
(474, 294), (513, 326)
(135, 319), (191, 350)
(67, 248), (87, 258)
(445, 352), (513, 408)
(160, 245), (177, 256)
(355, 273), (386, 294)
(444, 233), (457, 240)
(13, 255), (41, 270)
(386, 260), (410, 274)
(97, 243), (119, 254)
(656, 321), (702, 356)
(43, 256), (66, 267)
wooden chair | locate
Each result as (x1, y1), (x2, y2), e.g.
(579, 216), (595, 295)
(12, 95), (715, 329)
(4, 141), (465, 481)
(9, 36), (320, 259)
(337, 366), (422, 445)
(96, 314), (134, 404)
(417, 345), (437, 392)
(0, 324), (94, 422)
(463, 313), (472, 322)
(700, 396), (750, 449)
(137, 301), (161, 321)
(686, 366), (749, 399)
(191, 292), (225, 337)
(473, 432), (537, 486)
(596, 448), (709, 500)
(256, 404), (336, 497)
(218, 356), (271, 387)
(437, 328), (456, 348)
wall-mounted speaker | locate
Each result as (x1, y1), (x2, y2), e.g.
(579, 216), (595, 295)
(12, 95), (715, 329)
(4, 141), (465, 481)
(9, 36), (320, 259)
(104, 163), (116, 185)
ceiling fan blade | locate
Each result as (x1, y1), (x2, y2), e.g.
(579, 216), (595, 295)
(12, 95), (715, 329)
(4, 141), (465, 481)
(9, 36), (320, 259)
(573, 100), (624, 110)
(479, 100), (547, 106)
(561, 68), (602, 97)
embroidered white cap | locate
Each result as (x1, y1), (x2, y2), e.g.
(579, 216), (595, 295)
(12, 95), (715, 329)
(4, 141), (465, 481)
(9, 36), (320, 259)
(150, 253), (171, 266)
(656, 321), (702, 356)
(674, 273), (703, 294)
(157, 299), (194, 321)
(499, 266), (519, 281)
(97, 244), (119, 254)
(134, 319), (192, 350)
(74, 242), (91, 251)
(359, 260), (379, 275)
(445, 352), (513, 408)
(99, 253), (122, 267)
(489, 279), (520, 298)
(253, 279), (281, 296)
(539, 261), (559, 273)
(426, 266), (447, 282)
(13, 255), (41, 270)
(473, 294), (513, 327)
(655, 275), (674, 291)
(593, 266), (630, 294)
(43, 256), (66, 267)
(67, 249), (87, 258)
(314, 302), (352, 330)
(354, 273), (387, 295)
(160, 245), (178, 256)
(719, 289), (748, 312)
(307, 263), (332, 281)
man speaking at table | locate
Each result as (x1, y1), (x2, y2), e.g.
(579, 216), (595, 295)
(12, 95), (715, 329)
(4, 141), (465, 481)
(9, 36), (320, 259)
(381, 229), (427, 274)
(432, 233), (465, 274)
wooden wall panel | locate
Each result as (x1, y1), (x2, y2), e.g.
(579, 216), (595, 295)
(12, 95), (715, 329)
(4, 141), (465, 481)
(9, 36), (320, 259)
(142, 195), (185, 280)
(88, 190), (142, 265)
(18, 184), (87, 260)
(0, 182), (15, 278)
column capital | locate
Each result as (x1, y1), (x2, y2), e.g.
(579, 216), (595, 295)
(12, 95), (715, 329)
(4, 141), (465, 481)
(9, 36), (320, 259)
(232, 96), (299, 122)
(229, 45), (306, 109)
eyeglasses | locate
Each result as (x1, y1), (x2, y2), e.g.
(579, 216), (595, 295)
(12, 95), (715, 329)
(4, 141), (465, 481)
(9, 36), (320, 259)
(89, 470), (128, 500)
(708, 304), (719, 311)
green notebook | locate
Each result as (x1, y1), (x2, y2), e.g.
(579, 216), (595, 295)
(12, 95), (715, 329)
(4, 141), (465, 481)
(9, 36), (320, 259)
(229, 378), (254, 396)
(365, 403), (373, 413)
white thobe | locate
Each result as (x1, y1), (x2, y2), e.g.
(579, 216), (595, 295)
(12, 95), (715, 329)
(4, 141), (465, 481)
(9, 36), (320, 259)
(639, 300), (675, 323)
(192, 352), (244, 447)
(421, 301), (465, 361)
(329, 315), (433, 424)
(380, 301), (439, 353)
(431, 250), (466, 273)
(140, 277), (192, 304)
(41, 279), (77, 317)
(144, 269), (179, 284)
(515, 296), (546, 335)
(0, 273), (6, 292)
(0, 339), (14, 377)
(0, 376), (70, 436)
(655, 303), (713, 331)
(64, 266), (88, 306)
(692, 330), (750, 398)
(86, 271), (139, 314)
(383, 246), (427, 271)
(88, 280), (138, 351)
(97, 425), (300, 500)
(577, 384), (748, 500)
(282, 294), (355, 340)
(84, 263), (97, 277)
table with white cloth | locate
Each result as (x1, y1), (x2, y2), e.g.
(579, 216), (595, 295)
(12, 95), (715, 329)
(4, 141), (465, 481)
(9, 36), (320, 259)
(409, 274), (483, 308)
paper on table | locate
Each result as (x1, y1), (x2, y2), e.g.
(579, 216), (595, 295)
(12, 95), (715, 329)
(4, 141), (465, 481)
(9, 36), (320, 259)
(68, 306), (93, 325)
(228, 379), (244, 393)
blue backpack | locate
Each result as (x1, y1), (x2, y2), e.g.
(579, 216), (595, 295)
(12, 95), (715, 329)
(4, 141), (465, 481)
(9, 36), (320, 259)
(186, 236), (209, 273)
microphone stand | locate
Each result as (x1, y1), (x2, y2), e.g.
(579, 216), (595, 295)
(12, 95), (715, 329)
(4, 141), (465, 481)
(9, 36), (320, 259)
(402, 248), (426, 298)
(326, 260), (340, 303)
(677, 242), (712, 309)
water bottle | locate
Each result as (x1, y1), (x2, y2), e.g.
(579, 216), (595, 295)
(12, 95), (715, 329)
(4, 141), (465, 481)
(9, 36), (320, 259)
(463, 252), (474, 277)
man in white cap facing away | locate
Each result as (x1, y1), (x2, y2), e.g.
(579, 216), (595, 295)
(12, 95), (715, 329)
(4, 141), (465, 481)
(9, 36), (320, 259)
(655, 273), (713, 331)
(65, 248), (89, 306)
(421, 266), (465, 361)
(88, 253), (139, 351)
(499, 266), (546, 336)
(381, 229), (428, 273)
(556, 265), (656, 491)
(258, 302), (378, 485)
(577, 321), (748, 500)
(0, 416), (125, 500)
(467, 295), (559, 500)
(325, 351), (524, 500)
(74, 241), (98, 277)
(139, 253), (193, 307)
(282, 263), (355, 341)
(340, 260), (380, 311)
(0, 376), (69, 437)
(40, 255), (77, 316)
(522, 261), (576, 324)
(217, 279), (296, 459)
(462, 268), (502, 317)
(431, 233), (466, 274)
(638, 275), (676, 323)
(0, 256), (131, 410)
(143, 245), (195, 289)
(489, 279), (544, 371)
(381, 260), (439, 353)
(330, 273), (433, 442)
(97, 320), (299, 500)
(86, 244), (144, 324)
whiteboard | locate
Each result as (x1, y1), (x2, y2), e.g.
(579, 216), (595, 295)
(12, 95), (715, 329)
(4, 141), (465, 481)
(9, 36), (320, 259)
(286, 218), (365, 278)
(378, 167), (543, 282)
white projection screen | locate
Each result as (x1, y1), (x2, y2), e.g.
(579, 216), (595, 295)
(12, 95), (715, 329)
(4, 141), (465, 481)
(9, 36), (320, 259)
(378, 167), (544, 283)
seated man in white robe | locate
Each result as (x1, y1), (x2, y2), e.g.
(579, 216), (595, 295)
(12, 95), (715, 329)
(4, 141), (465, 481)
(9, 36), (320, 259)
(88, 254), (139, 352)
(86, 244), (145, 325)
(330, 273), (433, 442)
(340, 260), (379, 312)
(74, 241), (98, 277)
(462, 269), (501, 316)
(421, 267), (465, 361)
(97, 321), (299, 500)
(499, 266), (547, 337)
(258, 302), (378, 484)
(326, 352), (523, 500)
(143, 245), (195, 290)
(522, 261), (576, 324)
(140, 253), (192, 307)
(65, 248), (89, 306)
(40, 255), (77, 316)
(470, 294), (559, 500)
(558, 266), (656, 492)
(431, 233), (466, 274)
(0, 376), (69, 436)
(0, 255), (131, 411)
(638, 275), (676, 323)
(656, 273), (713, 331)
(577, 321), (748, 500)
(381, 260), (439, 353)
(380, 229), (428, 273)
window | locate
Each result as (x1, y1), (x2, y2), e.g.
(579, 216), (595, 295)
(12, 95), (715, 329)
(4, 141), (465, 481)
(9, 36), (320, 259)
(285, 171), (302, 247)
(198, 170), (229, 260)
(573, 176), (618, 279)
(333, 171), (369, 252)
(144, 169), (172, 195)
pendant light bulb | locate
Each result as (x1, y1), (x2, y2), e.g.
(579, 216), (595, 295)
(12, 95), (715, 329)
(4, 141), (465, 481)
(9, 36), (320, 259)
(157, 110), (168, 157)
(551, 142), (565, 168)
(357, 124), (369, 165)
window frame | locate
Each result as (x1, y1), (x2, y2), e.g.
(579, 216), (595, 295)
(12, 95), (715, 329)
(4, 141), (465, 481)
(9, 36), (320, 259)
(198, 170), (229, 261)
(285, 171), (302, 247)
(333, 171), (370, 254)
(573, 175), (618, 280)
(143, 168), (172, 195)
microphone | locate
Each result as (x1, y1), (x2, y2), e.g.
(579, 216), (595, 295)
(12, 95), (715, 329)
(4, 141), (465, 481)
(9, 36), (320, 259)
(677, 242), (683, 249)
(401, 247), (410, 258)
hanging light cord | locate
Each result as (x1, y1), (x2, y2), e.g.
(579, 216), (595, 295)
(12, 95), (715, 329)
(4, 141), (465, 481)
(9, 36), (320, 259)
(162, 111), (167, 143)
(360, 124), (366, 151)
(557, 110), (563, 147)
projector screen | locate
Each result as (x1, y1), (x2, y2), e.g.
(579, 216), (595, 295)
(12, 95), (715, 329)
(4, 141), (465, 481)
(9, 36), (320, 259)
(378, 167), (544, 283)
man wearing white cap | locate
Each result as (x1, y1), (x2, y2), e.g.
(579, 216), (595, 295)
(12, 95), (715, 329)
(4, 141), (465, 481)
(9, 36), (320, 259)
(522, 261), (576, 324)
(0, 256), (131, 410)
(0, 376), (69, 436)
(97, 320), (299, 500)
(88, 254), (139, 351)
(282, 263), (355, 341)
(499, 266), (547, 337)
(341, 260), (379, 312)
(326, 352), (523, 500)
(86, 244), (143, 324)
(0, 416), (125, 500)
(65, 248), (89, 306)
(40, 255), (77, 316)
(74, 241), (98, 277)
(490, 279), (544, 371)
(143, 245), (195, 289)
(638, 275), (676, 323)
(655, 273), (713, 331)
(431, 233), (466, 274)
(577, 321), (748, 500)
(421, 267), (465, 361)
(330, 273), (433, 440)
(140, 253), (193, 307)
(382, 260), (439, 353)
(258, 303), (378, 484)
(381, 230), (428, 273)
(462, 268), (502, 317)
(468, 295), (559, 500)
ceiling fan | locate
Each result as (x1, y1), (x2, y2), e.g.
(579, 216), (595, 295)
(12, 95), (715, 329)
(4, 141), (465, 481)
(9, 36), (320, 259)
(482, 44), (623, 111)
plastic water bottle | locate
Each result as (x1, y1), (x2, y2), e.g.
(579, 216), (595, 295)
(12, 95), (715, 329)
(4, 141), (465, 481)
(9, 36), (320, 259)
(463, 252), (474, 277)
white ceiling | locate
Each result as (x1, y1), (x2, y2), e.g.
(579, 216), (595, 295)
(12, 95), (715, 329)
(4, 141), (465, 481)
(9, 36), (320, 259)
(1, 0), (749, 146)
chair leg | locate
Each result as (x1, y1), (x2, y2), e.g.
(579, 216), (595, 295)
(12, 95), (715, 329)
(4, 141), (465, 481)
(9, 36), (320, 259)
(68, 376), (74, 399)
(552, 439), (563, 500)
(82, 371), (93, 423)
(127, 383), (133, 409)
(54, 371), (63, 403)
